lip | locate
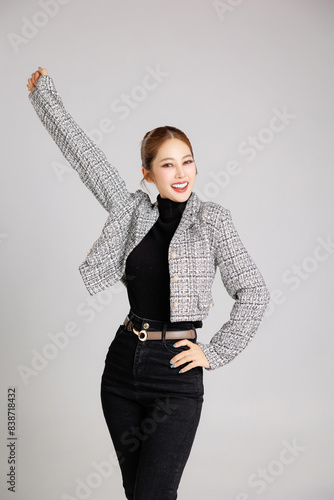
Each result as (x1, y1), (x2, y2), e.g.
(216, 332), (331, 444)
(171, 181), (189, 193)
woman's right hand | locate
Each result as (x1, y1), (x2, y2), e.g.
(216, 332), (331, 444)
(27, 67), (48, 92)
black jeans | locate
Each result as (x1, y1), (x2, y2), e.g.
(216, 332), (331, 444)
(100, 310), (204, 500)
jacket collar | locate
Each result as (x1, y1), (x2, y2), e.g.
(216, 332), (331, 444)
(134, 190), (202, 248)
(153, 190), (201, 234)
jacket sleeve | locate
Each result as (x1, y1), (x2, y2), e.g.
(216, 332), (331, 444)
(28, 75), (133, 213)
(197, 209), (270, 371)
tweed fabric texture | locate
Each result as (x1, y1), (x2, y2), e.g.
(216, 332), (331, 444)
(28, 75), (270, 371)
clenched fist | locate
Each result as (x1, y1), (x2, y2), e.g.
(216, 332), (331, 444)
(27, 67), (48, 92)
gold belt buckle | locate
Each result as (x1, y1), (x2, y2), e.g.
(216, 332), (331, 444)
(132, 327), (148, 341)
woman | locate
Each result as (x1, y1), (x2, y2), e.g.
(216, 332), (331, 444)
(27, 68), (270, 500)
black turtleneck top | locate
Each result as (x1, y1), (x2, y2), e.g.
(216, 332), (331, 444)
(125, 194), (188, 321)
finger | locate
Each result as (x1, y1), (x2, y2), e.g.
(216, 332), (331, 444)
(173, 339), (191, 348)
(170, 346), (189, 362)
(170, 342), (199, 363)
(178, 361), (197, 373)
(171, 350), (195, 367)
(32, 71), (39, 84)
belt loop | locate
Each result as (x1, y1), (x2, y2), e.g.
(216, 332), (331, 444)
(161, 323), (167, 341)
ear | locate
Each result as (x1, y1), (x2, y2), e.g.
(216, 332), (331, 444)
(142, 167), (154, 183)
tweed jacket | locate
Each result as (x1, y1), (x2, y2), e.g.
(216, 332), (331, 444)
(28, 75), (270, 371)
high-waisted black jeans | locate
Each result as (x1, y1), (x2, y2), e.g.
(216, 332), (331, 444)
(100, 309), (204, 500)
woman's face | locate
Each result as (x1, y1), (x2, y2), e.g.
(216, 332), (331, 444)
(142, 138), (197, 202)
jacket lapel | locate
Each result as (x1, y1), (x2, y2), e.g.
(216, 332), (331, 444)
(173, 191), (201, 236)
(132, 190), (201, 251)
(133, 197), (159, 248)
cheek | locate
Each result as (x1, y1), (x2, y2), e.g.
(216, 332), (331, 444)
(189, 165), (197, 180)
(156, 169), (172, 185)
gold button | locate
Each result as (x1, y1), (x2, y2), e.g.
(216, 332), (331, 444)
(173, 301), (178, 308)
(208, 303), (212, 308)
(143, 322), (150, 329)
(171, 252), (177, 259)
(173, 275), (179, 282)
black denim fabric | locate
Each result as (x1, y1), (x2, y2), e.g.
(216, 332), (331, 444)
(100, 310), (204, 499)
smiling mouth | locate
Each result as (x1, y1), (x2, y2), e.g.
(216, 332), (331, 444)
(171, 182), (189, 190)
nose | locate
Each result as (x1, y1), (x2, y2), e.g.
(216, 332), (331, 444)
(175, 163), (185, 178)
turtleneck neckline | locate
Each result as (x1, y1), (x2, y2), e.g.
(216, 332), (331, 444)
(156, 194), (189, 223)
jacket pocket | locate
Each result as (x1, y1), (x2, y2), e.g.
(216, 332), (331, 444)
(197, 294), (214, 311)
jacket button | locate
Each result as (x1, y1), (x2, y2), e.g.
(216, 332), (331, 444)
(208, 303), (213, 308)
(173, 301), (178, 308)
(143, 322), (150, 329)
(171, 252), (177, 259)
(173, 275), (179, 282)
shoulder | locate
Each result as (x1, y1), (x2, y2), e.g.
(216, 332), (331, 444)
(194, 193), (231, 227)
(132, 188), (155, 209)
(107, 189), (155, 220)
(132, 189), (160, 215)
(134, 188), (150, 203)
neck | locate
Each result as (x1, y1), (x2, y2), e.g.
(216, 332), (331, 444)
(157, 194), (189, 223)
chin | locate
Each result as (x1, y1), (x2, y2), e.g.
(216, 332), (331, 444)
(170, 192), (189, 202)
(169, 184), (192, 199)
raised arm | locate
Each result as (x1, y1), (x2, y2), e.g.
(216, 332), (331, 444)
(197, 209), (270, 371)
(27, 68), (132, 213)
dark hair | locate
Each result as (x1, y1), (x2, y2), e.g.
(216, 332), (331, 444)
(140, 126), (197, 192)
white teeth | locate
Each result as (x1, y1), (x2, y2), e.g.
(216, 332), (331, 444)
(171, 182), (188, 188)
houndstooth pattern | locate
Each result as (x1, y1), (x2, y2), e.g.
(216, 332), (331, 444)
(28, 75), (270, 371)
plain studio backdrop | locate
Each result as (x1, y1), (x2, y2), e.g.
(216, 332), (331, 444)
(1, 0), (333, 499)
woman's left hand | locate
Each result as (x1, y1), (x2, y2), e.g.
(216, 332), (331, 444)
(27, 67), (48, 92)
(170, 340), (210, 372)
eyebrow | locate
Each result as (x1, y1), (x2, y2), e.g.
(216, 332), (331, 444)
(159, 155), (193, 163)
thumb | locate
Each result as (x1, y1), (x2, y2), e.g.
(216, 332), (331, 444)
(38, 67), (48, 76)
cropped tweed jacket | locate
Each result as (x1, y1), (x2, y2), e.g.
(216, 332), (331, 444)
(28, 75), (270, 371)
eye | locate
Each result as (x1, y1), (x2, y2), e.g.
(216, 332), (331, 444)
(162, 163), (173, 168)
(184, 159), (193, 164)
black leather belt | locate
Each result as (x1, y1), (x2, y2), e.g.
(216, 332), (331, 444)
(123, 315), (196, 342)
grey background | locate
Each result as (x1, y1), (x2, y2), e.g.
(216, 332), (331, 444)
(1, 0), (333, 498)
